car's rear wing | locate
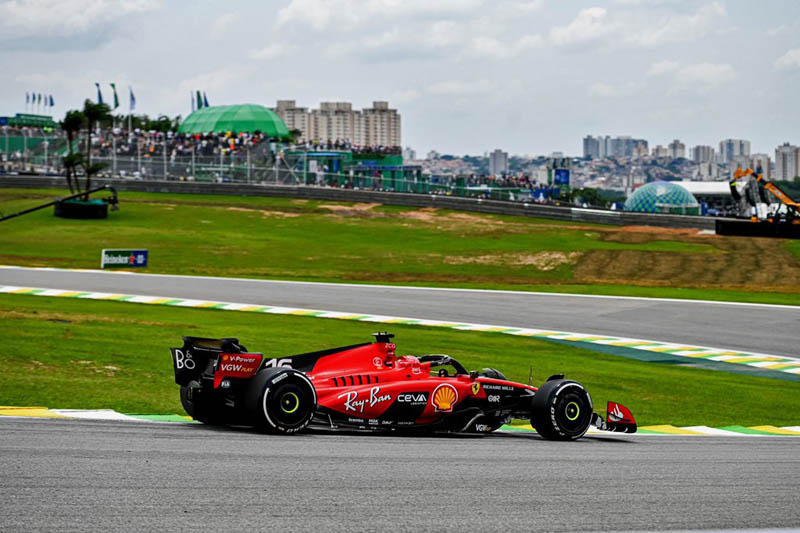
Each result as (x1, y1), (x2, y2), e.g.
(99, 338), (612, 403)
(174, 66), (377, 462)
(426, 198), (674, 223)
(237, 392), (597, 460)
(170, 336), (250, 386)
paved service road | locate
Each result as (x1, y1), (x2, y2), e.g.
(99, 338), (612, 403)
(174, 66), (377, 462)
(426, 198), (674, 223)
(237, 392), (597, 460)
(1, 267), (798, 357)
(1, 418), (799, 531)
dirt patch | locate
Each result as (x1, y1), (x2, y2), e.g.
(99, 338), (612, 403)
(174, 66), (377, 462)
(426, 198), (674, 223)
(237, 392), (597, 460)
(319, 203), (381, 214)
(225, 206), (299, 218)
(574, 233), (800, 288)
(605, 225), (718, 244)
(444, 251), (582, 270)
(0, 308), (193, 328)
(291, 199), (309, 205)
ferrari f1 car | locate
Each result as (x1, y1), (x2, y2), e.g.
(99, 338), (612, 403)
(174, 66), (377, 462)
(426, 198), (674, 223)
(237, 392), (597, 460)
(170, 333), (636, 440)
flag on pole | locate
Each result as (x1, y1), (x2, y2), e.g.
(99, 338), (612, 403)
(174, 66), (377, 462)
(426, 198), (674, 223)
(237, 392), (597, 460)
(49, 95), (54, 107)
(129, 86), (136, 111)
(191, 92), (196, 112)
(26, 92), (30, 105)
(110, 83), (120, 110)
(196, 90), (203, 110)
(203, 92), (209, 108)
(95, 82), (104, 104)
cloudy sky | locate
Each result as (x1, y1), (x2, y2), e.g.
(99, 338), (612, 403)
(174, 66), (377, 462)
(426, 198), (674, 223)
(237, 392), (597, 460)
(1, 0), (799, 156)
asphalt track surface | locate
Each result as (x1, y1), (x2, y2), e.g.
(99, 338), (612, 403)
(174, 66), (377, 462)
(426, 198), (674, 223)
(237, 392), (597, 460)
(1, 417), (799, 532)
(1, 267), (798, 357)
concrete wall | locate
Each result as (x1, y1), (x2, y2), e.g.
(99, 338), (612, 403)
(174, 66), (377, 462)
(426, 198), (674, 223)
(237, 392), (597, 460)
(0, 176), (718, 230)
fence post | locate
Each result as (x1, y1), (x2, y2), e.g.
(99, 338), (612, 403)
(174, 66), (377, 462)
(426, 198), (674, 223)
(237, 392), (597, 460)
(163, 134), (167, 180)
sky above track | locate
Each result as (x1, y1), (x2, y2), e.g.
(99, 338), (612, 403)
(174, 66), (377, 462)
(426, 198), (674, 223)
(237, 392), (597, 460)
(1, 0), (799, 156)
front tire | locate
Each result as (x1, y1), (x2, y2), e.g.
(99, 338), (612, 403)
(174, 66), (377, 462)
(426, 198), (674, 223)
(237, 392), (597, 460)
(245, 368), (316, 434)
(530, 379), (592, 441)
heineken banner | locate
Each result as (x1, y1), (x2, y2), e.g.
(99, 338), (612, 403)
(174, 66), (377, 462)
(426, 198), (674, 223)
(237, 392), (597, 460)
(101, 249), (148, 269)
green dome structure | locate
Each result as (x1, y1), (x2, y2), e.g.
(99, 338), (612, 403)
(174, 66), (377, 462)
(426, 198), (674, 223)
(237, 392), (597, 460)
(178, 104), (290, 138)
(624, 181), (700, 215)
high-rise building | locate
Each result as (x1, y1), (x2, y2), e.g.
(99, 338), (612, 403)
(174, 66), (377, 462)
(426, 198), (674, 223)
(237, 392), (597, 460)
(362, 101), (401, 147)
(402, 147), (417, 161)
(652, 145), (669, 157)
(489, 149), (509, 175)
(272, 100), (401, 147)
(749, 154), (771, 178)
(719, 139), (751, 163)
(583, 135), (601, 158)
(775, 143), (799, 180)
(583, 135), (647, 158)
(275, 100), (309, 140)
(668, 139), (686, 159)
(692, 145), (715, 163)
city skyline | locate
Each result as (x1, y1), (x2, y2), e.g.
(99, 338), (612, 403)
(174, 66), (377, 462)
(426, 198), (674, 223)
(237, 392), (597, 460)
(1, 0), (799, 156)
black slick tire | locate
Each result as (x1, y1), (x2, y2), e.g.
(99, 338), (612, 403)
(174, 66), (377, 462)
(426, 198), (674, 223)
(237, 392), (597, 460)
(245, 368), (316, 434)
(530, 379), (592, 441)
(180, 381), (225, 425)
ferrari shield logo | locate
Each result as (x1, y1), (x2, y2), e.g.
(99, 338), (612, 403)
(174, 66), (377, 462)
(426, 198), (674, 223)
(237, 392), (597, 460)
(471, 382), (481, 395)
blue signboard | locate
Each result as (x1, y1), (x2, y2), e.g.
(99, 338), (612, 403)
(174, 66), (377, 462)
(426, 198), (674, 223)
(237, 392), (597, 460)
(101, 249), (148, 269)
(554, 168), (570, 185)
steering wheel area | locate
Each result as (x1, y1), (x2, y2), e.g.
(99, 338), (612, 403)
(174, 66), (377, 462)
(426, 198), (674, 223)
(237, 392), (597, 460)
(418, 354), (468, 376)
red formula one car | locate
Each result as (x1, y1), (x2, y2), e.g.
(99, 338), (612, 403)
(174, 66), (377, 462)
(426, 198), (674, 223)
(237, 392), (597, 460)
(171, 333), (636, 440)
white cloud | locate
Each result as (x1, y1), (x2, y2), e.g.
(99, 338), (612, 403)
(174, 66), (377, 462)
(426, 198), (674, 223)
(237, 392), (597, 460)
(171, 65), (256, 108)
(0, 0), (158, 39)
(211, 12), (240, 41)
(589, 81), (644, 98)
(647, 60), (680, 76)
(276, 0), (482, 30)
(511, 0), (544, 12)
(551, 2), (726, 49)
(249, 43), (296, 60)
(389, 89), (422, 103)
(466, 34), (542, 59)
(624, 2), (725, 47)
(550, 7), (617, 47)
(775, 49), (800, 70)
(675, 63), (734, 87)
(428, 79), (499, 96)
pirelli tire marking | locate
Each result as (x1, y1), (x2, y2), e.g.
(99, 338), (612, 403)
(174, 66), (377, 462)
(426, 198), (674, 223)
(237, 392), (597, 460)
(260, 371), (316, 434)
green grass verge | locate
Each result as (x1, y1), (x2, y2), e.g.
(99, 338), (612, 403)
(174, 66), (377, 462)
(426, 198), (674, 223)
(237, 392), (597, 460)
(1, 187), (798, 305)
(2, 293), (798, 426)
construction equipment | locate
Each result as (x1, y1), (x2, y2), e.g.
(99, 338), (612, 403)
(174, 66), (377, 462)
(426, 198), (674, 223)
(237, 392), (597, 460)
(717, 168), (800, 237)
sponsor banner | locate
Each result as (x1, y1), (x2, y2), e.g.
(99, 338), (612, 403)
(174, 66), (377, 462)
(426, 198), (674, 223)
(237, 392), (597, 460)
(101, 249), (148, 269)
(213, 353), (263, 388)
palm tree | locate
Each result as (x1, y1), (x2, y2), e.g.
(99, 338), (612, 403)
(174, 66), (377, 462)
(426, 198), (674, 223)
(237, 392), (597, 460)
(81, 100), (112, 197)
(60, 110), (85, 194)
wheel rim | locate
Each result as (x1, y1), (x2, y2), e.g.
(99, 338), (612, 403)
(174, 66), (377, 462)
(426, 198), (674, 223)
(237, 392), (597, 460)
(565, 401), (580, 421)
(267, 381), (311, 428)
(280, 392), (300, 414)
(555, 388), (591, 435)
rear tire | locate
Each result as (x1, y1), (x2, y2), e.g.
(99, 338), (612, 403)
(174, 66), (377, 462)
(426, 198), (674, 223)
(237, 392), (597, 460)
(245, 368), (316, 434)
(180, 381), (225, 425)
(530, 379), (592, 441)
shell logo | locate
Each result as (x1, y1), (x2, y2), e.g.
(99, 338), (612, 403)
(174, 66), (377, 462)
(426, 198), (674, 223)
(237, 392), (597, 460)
(432, 384), (458, 412)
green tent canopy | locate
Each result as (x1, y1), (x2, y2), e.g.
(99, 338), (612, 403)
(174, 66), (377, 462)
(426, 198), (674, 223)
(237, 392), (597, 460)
(178, 104), (290, 138)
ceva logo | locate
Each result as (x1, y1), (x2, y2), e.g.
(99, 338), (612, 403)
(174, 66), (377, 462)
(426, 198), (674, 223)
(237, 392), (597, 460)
(432, 384), (458, 412)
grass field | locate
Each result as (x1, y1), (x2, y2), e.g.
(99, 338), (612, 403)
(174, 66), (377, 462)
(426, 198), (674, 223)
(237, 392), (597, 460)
(1, 187), (799, 304)
(2, 293), (799, 426)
